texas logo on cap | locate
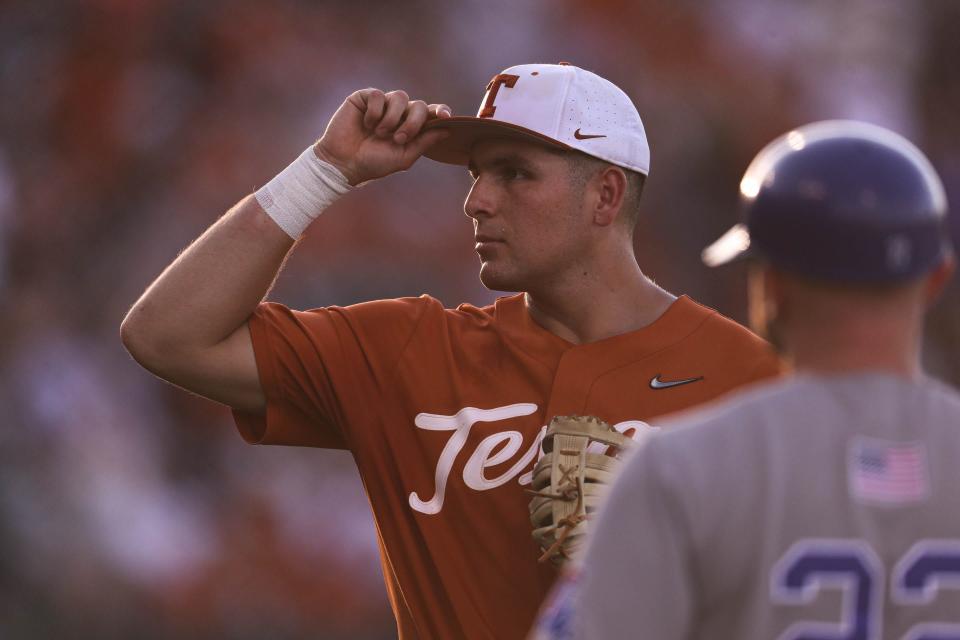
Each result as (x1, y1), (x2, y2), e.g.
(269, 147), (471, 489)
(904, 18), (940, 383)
(424, 62), (650, 175)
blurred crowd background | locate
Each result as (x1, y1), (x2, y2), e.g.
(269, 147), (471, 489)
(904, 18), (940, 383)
(1, 0), (958, 638)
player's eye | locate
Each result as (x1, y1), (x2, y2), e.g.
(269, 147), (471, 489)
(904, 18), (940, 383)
(501, 166), (528, 180)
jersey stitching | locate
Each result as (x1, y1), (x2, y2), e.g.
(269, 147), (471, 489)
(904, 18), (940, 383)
(296, 311), (350, 447)
(388, 297), (433, 379)
(255, 308), (342, 446)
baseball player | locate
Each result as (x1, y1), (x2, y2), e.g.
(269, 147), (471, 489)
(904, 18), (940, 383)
(121, 63), (778, 639)
(532, 120), (959, 639)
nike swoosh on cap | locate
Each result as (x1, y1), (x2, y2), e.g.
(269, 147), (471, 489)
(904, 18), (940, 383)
(649, 375), (704, 390)
(573, 128), (606, 140)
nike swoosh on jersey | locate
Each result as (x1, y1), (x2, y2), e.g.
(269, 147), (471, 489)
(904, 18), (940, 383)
(573, 128), (606, 140)
(649, 374), (704, 390)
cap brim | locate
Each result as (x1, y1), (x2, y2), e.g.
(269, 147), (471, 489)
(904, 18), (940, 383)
(701, 223), (753, 267)
(422, 117), (572, 166)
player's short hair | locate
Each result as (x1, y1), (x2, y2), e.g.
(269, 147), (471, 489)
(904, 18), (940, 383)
(564, 152), (645, 230)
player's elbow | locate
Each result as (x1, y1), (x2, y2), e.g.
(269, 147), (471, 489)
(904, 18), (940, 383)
(120, 305), (183, 377)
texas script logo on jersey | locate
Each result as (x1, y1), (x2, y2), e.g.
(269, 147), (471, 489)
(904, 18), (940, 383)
(407, 403), (656, 515)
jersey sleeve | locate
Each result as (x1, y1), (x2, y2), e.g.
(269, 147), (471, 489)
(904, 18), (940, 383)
(232, 296), (432, 448)
(571, 438), (695, 639)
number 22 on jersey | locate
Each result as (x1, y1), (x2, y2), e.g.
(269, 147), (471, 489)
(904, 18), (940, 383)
(771, 538), (960, 640)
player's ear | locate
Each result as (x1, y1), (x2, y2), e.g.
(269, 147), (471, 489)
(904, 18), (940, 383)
(923, 253), (956, 307)
(592, 165), (628, 227)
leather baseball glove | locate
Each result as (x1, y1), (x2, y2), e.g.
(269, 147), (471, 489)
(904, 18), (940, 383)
(528, 415), (634, 565)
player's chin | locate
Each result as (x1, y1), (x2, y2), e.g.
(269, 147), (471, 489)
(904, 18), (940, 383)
(478, 262), (524, 293)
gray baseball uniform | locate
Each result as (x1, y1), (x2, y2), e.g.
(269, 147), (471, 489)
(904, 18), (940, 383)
(534, 373), (960, 640)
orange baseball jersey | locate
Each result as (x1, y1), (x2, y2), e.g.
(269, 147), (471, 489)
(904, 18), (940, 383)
(232, 292), (779, 639)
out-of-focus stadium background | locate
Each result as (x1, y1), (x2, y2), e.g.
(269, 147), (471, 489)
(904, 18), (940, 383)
(1, 0), (958, 637)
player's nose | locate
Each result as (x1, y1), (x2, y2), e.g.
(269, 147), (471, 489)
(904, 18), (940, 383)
(464, 176), (495, 220)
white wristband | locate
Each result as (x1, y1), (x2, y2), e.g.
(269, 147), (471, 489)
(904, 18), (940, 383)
(255, 146), (353, 238)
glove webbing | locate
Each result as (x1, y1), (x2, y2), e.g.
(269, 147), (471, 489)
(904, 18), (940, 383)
(527, 446), (588, 563)
(527, 416), (632, 565)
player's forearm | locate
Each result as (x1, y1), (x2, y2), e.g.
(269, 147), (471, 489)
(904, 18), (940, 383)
(121, 195), (293, 367)
(122, 89), (449, 389)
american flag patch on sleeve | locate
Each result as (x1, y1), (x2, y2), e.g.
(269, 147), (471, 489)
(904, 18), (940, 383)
(848, 437), (930, 505)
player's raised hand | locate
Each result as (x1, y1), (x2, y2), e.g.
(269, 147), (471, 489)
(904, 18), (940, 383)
(314, 89), (452, 185)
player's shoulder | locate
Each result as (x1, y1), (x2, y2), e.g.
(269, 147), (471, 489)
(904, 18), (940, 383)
(290, 292), (516, 335)
(342, 293), (438, 312)
(878, 373), (960, 422)
(908, 373), (960, 398)
(338, 292), (518, 331)
(683, 297), (767, 347)
(292, 294), (441, 327)
(915, 374), (960, 405)
(673, 296), (781, 381)
(657, 376), (801, 445)
(622, 378), (801, 493)
(656, 373), (960, 446)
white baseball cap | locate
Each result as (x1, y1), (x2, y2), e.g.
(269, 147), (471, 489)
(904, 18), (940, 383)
(423, 63), (650, 175)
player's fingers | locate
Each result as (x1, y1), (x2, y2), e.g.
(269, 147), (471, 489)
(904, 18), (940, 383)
(351, 88), (386, 131)
(375, 90), (410, 137)
(393, 100), (429, 145)
(401, 129), (449, 164)
(427, 103), (453, 120)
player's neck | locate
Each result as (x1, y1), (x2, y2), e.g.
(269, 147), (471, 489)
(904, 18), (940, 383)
(773, 273), (930, 380)
(524, 260), (676, 345)
(787, 322), (923, 379)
